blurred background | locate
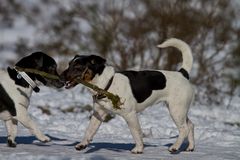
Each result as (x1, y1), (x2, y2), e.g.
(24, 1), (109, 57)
(0, 0), (239, 106)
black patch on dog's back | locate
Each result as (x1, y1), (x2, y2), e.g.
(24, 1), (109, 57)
(178, 68), (189, 80)
(119, 71), (166, 103)
(0, 84), (16, 116)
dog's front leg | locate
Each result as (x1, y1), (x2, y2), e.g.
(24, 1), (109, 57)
(5, 119), (18, 147)
(122, 111), (144, 154)
(16, 107), (50, 142)
(75, 104), (107, 151)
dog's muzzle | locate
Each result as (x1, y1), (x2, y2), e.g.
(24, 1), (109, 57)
(63, 66), (89, 89)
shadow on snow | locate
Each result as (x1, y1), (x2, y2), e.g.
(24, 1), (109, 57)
(0, 134), (67, 145)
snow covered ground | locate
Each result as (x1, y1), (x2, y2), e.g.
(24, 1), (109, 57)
(0, 86), (240, 160)
(1, 1), (240, 159)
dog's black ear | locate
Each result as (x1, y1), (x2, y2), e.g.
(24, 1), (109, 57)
(88, 55), (106, 75)
(89, 55), (106, 65)
(15, 52), (56, 70)
(15, 52), (46, 69)
(34, 53), (44, 67)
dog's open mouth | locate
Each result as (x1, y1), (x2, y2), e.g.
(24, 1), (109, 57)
(65, 80), (78, 89)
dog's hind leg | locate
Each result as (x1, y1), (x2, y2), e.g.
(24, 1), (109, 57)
(186, 117), (194, 151)
(122, 111), (144, 154)
(75, 104), (108, 151)
(5, 119), (18, 147)
(167, 103), (189, 153)
(16, 107), (50, 142)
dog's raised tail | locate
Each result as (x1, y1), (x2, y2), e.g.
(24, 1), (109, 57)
(157, 38), (193, 79)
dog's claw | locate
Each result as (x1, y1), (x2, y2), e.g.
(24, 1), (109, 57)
(41, 139), (51, 143)
(131, 146), (143, 154)
(39, 135), (51, 143)
(75, 144), (87, 151)
(185, 148), (194, 152)
(168, 147), (178, 153)
(131, 150), (143, 154)
(7, 139), (17, 148)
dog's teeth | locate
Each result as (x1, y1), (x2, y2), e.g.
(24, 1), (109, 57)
(66, 81), (70, 86)
(65, 81), (70, 88)
(65, 81), (74, 89)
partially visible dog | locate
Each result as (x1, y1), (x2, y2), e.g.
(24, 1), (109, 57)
(0, 52), (64, 147)
(61, 38), (195, 154)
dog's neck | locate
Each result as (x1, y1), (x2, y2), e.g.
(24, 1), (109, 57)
(7, 67), (30, 89)
(7, 67), (34, 98)
(91, 66), (115, 89)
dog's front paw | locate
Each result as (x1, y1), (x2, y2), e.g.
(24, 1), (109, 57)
(7, 139), (17, 148)
(131, 145), (143, 154)
(39, 135), (51, 143)
(168, 145), (179, 153)
(75, 143), (88, 151)
(185, 146), (194, 152)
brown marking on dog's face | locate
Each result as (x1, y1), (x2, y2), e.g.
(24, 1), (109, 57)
(60, 55), (106, 89)
(83, 69), (94, 82)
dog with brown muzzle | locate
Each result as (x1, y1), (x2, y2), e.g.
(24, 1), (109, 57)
(0, 52), (64, 147)
(60, 38), (195, 154)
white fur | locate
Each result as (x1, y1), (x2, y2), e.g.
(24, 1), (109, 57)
(0, 70), (50, 146)
(157, 38), (193, 74)
(76, 38), (195, 153)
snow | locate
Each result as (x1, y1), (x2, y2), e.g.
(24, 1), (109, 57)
(0, 86), (240, 160)
(0, 1), (240, 158)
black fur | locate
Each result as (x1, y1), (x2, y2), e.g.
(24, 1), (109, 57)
(74, 55), (106, 76)
(178, 68), (189, 80)
(7, 67), (44, 92)
(120, 71), (167, 103)
(88, 55), (106, 75)
(7, 67), (30, 88)
(0, 84), (16, 116)
(15, 52), (57, 85)
(16, 52), (57, 72)
(14, 52), (64, 89)
(62, 55), (106, 81)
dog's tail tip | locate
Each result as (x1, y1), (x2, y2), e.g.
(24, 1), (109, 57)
(157, 38), (193, 74)
(157, 38), (186, 48)
(157, 44), (164, 48)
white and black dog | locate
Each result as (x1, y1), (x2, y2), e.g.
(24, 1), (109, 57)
(61, 38), (195, 154)
(0, 52), (64, 147)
